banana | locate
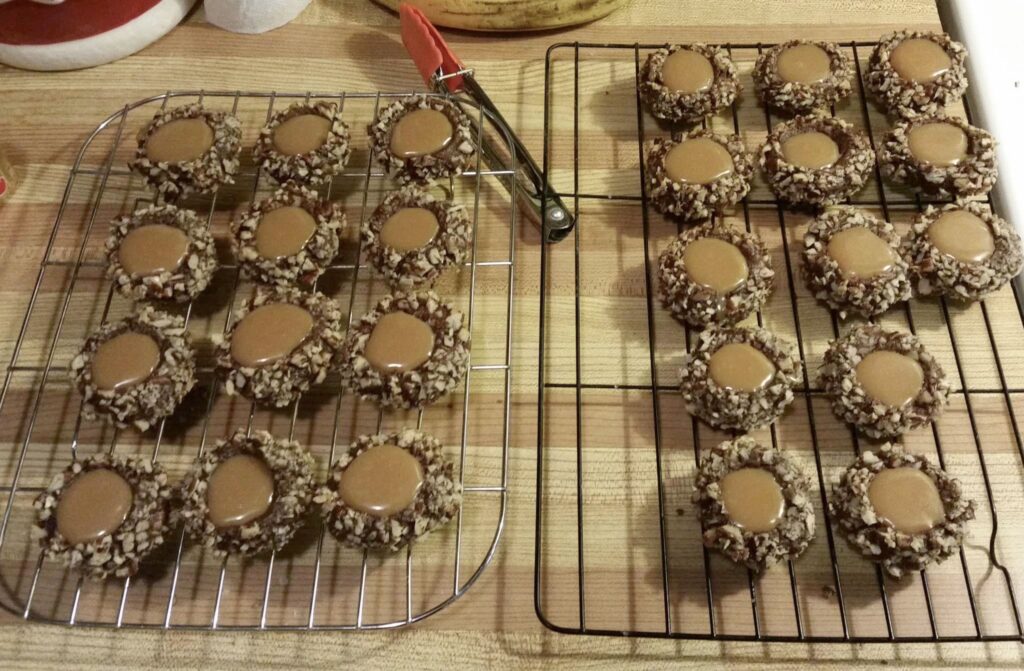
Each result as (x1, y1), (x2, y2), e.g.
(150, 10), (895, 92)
(374, 0), (628, 31)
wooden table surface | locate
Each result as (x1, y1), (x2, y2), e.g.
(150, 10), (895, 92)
(3, 0), (1024, 668)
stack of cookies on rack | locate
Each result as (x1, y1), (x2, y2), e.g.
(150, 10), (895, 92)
(638, 31), (1022, 578)
(38, 93), (480, 580)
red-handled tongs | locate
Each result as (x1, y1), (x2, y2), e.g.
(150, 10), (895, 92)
(399, 4), (574, 242)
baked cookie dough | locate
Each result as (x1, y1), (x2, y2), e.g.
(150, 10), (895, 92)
(33, 453), (172, 580)
(752, 40), (853, 115)
(215, 288), (344, 408)
(819, 324), (950, 439)
(801, 206), (911, 318)
(645, 130), (754, 221)
(901, 201), (1024, 301)
(339, 291), (470, 409)
(232, 184), (344, 288)
(128, 103), (241, 199)
(657, 222), (774, 328)
(368, 95), (476, 185)
(830, 443), (975, 578)
(70, 307), (197, 431)
(363, 186), (471, 290)
(317, 429), (461, 552)
(693, 436), (816, 571)
(253, 101), (352, 186)
(878, 114), (995, 198)
(106, 202), (218, 303)
(679, 326), (802, 432)
(865, 31), (968, 118)
(638, 44), (742, 124)
(758, 114), (875, 208)
(175, 429), (317, 558)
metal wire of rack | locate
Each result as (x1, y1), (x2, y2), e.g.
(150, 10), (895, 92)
(535, 41), (1024, 643)
(0, 89), (516, 630)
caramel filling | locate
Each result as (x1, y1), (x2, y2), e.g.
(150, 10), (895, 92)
(390, 108), (454, 157)
(56, 468), (134, 545)
(719, 467), (786, 533)
(928, 210), (995, 264)
(363, 312), (435, 373)
(781, 131), (840, 169)
(340, 443), (424, 517)
(118, 224), (189, 277)
(272, 113), (332, 156)
(775, 43), (832, 84)
(145, 118), (214, 163)
(661, 49), (715, 93)
(826, 226), (895, 279)
(230, 303), (314, 367)
(889, 37), (952, 84)
(665, 138), (734, 185)
(205, 454), (275, 529)
(682, 237), (749, 294)
(856, 350), (924, 407)
(708, 342), (775, 392)
(380, 207), (440, 253)
(255, 206), (317, 260)
(868, 467), (945, 534)
(91, 332), (161, 392)
(908, 122), (968, 167)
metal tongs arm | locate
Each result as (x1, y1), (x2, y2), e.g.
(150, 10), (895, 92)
(398, 4), (574, 242)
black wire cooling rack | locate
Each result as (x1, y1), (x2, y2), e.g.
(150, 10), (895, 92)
(534, 40), (1024, 643)
(0, 89), (516, 630)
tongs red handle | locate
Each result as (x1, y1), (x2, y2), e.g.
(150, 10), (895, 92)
(400, 4), (466, 93)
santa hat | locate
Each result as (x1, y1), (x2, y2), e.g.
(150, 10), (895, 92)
(0, 0), (197, 71)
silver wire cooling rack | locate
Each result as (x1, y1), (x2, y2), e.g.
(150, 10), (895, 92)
(0, 90), (516, 630)
(535, 41), (1024, 643)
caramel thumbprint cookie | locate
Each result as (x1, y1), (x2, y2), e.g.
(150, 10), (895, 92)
(801, 206), (911, 318)
(657, 222), (774, 328)
(902, 201), (1023, 301)
(233, 184), (344, 288)
(638, 44), (741, 124)
(679, 326), (801, 432)
(831, 443), (974, 578)
(253, 101), (352, 186)
(340, 291), (470, 409)
(34, 454), (172, 580)
(752, 40), (853, 115)
(646, 130), (754, 221)
(106, 202), (218, 303)
(693, 437), (815, 571)
(865, 31), (968, 118)
(317, 429), (461, 552)
(129, 103), (241, 199)
(175, 429), (317, 558)
(820, 324), (949, 439)
(759, 114), (875, 208)
(363, 186), (471, 290)
(878, 114), (996, 198)
(368, 95), (476, 185)
(70, 307), (196, 431)
(215, 288), (344, 408)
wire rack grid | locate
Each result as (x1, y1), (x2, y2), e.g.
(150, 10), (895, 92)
(535, 40), (1024, 643)
(0, 89), (517, 630)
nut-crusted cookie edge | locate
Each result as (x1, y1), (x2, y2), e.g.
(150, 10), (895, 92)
(693, 436), (816, 571)
(175, 428), (317, 557)
(679, 326), (802, 432)
(830, 443), (974, 578)
(33, 453), (172, 580)
(316, 429), (462, 552)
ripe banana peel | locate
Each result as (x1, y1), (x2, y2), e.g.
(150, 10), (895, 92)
(374, 0), (627, 31)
